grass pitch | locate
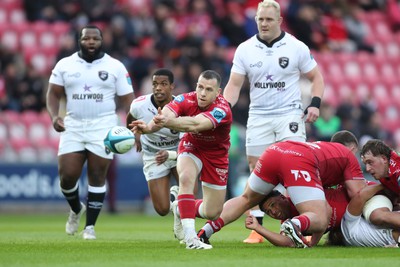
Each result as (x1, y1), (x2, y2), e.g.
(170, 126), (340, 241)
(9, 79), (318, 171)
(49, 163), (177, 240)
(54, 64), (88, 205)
(0, 212), (398, 267)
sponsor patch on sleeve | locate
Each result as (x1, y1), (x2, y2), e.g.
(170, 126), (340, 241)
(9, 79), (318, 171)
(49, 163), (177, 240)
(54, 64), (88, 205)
(210, 107), (226, 123)
(174, 94), (185, 103)
(126, 73), (132, 85)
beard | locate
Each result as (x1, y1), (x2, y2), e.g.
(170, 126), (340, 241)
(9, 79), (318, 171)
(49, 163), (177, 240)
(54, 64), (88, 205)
(79, 44), (103, 62)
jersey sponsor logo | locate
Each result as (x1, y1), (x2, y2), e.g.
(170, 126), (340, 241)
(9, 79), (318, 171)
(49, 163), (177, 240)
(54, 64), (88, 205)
(83, 84), (91, 92)
(147, 107), (157, 115)
(254, 81), (286, 90)
(266, 74), (273, 81)
(279, 57), (289, 68)
(67, 72), (80, 78)
(210, 108), (226, 123)
(148, 138), (179, 147)
(277, 42), (286, 48)
(125, 73), (132, 85)
(291, 170), (311, 182)
(72, 93), (104, 102)
(250, 61), (263, 68)
(216, 168), (228, 182)
(269, 145), (303, 156)
(98, 70), (108, 81)
(175, 94), (185, 103)
(88, 201), (103, 209)
(289, 122), (298, 133)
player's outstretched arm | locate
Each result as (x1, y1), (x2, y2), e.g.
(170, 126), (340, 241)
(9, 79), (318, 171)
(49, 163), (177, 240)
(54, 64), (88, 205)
(347, 184), (384, 216)
(245, 215), (296, 247)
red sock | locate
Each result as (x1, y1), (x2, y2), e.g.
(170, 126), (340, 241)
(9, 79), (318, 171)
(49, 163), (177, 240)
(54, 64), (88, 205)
(177, 194), (195, 219)
(293, 215), (310, 232)
(195, 199), (203, 218)
(207, 218), (225, 234)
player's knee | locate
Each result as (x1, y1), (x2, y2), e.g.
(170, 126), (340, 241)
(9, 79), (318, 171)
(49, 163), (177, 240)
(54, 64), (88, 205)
(153, 203), (170, 216)
(204, 208), (223, 220)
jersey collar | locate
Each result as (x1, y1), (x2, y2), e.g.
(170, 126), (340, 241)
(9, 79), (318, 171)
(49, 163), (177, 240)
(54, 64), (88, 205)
(256, 31), (285, 48)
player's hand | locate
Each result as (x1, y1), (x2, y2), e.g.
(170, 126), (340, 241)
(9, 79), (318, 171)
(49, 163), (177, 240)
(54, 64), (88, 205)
(155, 150), (169, 165)
(245, 215), (259, 230)
(129, 120), (149, 134)
(52, 116), (65, 132)
(302, 106), (320, 123)
(135, 135), (142, 152)
(152, 107), (167, 127)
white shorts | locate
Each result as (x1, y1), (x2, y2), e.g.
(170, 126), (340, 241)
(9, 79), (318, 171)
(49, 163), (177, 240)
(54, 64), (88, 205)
(246, 113), (306, 157)
(142, 151), (177, 181)
(248, 172), (278, 195)
(287, 186), (326, 205)
(58, 115), (118, 159)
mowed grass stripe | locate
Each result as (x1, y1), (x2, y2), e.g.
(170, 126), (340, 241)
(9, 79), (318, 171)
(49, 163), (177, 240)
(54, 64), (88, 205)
(0, 213), (398, 267)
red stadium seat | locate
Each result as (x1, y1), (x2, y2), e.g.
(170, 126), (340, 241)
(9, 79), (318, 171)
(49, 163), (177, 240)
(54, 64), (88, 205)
(19, 30), (38, 50)
(0, 29), (18, 51)
(9, 8), (25, 23)
(39, 31), (57, 49)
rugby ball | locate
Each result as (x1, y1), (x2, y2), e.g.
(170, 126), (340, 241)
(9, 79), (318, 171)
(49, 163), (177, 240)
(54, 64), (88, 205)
(104, 126), (135, 154)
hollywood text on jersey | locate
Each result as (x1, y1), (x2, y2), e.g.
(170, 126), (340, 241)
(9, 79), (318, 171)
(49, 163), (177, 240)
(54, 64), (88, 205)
(72, 93), (104, 102)
(254, 81), (286, 91)
(148, 138), (180, 147)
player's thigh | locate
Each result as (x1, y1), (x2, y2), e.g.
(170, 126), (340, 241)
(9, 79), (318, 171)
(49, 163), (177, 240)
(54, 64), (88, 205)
(58, 151), (86, 185)
(147, 176), (172, 204)
(86, 152), (112, 186)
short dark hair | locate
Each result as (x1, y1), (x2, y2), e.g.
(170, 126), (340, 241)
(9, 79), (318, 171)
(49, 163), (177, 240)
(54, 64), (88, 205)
(79, 25), (103, 40)
(200, 70), (221, 87)
(330, 130), (358, 148)
(360, 139), (392, 160)
(258, 190), (282, 212)
(153, 68), (174, 84)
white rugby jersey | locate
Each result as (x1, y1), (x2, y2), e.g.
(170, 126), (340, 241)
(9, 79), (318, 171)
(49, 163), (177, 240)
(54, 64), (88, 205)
(129, 94), (180, 153)
(341, 209), (397, 247)
(231, 32), (317, 116)
(49, 52), (133, 120)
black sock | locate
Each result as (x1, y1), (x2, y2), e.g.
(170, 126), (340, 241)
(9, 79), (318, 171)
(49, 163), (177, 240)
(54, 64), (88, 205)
(256, 216), (263, 226)
(62, 186), (82, 214)
(85, 191), (105, 227)
(170, 193), (176, 203)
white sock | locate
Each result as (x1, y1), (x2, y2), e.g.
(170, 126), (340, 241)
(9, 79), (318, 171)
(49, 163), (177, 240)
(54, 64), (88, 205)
(203, 223), (214, 238)
(291, 218), (301, 229)
(182, 218), (196, 239)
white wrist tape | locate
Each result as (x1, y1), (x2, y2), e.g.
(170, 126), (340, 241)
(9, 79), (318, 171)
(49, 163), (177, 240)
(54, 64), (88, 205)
(167, 151), (177, 160)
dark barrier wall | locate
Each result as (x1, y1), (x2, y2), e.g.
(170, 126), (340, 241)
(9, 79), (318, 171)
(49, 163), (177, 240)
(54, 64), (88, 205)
(0, 164), (149, 202)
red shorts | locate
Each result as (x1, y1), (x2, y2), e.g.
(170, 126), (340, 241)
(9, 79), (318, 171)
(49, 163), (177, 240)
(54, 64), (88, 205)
(179, 141), (229, 187)
(254, 142), (323, 191)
